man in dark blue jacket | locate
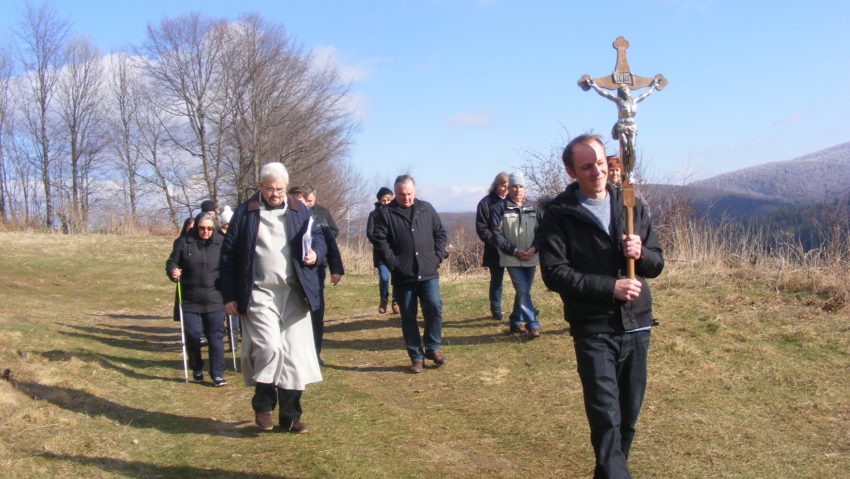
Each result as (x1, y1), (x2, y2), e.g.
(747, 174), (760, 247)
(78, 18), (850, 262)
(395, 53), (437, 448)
(220, 162), (326, 434)
(371, 175), (447, 373)
(538, 134), (664, 479)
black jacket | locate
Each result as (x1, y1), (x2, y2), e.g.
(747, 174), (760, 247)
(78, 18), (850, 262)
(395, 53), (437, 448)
(371, 199), (447, 286)
(366, 202), (386, 267)
(219, 193), (326, 314)
(310, 203), (344, 276)
(166, 231), (224, 314)
(538, 183), (664, 336)
(475, 192), (503, 268)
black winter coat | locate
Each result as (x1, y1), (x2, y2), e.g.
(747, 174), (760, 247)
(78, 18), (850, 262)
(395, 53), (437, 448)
(166, 231), (224, 314)
(371, 200), (447, 286)
(310, 203), (344, 276)
(219, 193), (327, 315)
(475, 192), (503, 268)
(538, 183), (664, 336)
(366, 202), (386, 267)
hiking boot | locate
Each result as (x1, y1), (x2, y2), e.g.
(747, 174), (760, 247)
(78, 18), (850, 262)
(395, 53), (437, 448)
(509, 324), (528, 334)
(192, 371), (203, 382)
(425, 351), (446, 367)
(213, 377), (227, 387)
(255, 411), (274, 431)
(378, 297), (388, 314)
(391, 302), (400, 314)
(409, 361), (424, 374)
(529, 328), (541, 339)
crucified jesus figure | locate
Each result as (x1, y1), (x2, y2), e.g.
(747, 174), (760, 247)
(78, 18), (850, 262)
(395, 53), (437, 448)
(585, 77), (660, 173)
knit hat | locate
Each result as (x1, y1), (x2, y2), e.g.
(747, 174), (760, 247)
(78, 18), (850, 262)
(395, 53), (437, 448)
(200, 199), (218, 213)
(508, 171), (525, 187)
(376, 186), (393, 200)
(220, 205), (233, 224)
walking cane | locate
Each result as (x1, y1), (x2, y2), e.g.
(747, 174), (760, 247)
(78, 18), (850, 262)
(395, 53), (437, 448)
(228, 315), (239, 371)
(176, 280), (189, 382)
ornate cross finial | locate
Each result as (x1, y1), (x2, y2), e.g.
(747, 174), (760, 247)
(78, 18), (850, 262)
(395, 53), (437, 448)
(578, 36), (667, 92)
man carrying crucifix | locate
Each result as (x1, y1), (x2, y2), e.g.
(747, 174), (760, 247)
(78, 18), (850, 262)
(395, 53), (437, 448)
(538, 134), (664, 478)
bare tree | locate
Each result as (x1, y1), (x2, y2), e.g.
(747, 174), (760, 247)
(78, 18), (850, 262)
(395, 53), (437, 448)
(218, 13), (357, 210)
(519, 143), (572, 201)
(141, 12), (229, 204)
(56, 35), (104, 232)
(106, 52), (143, 218)
(16, 1), (70, 227)
(0, 48), (12, 223)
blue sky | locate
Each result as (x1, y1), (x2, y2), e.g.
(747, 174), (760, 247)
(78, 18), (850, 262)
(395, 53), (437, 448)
(2, 0), (848, 211)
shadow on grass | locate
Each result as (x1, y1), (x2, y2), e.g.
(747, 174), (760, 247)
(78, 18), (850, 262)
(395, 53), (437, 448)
(442, 316), (503, 328)
(14, 380), (256, 437)
(39, 350), (189, 383)
(323, 317), (401, 334)
(323, 363), (411, 373)
(40, 453), (294, 478)
(63, 323), (177, 343)
(104, 313), (170, 321)
(60, 330), (177, 353)
(105, 323), (180, 334)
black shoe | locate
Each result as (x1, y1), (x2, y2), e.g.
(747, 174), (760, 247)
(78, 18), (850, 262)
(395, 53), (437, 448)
(213, 377), (227, 387)
(192, 371), (203, 382)
(492, 311), (503, 321)
(199, 337), (208, 347)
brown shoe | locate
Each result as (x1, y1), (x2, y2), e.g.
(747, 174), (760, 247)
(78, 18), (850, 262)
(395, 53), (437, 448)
(255, 411), (274, 431)
(425, 351), (446, 366)
(378, 298), (388, 314)
(282, 420), (308, 434)
(409, 361), (423, 374)
(509, 324), (528, 334)
(391, 302), (400, 314)
(529, 328), (541, 339)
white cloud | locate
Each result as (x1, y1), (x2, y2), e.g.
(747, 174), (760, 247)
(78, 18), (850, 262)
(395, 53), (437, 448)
(445, 110), (494, 128)
(417, 184), (487, 212)
(340, 92), (373, 121)
(311, 45), (373, 83)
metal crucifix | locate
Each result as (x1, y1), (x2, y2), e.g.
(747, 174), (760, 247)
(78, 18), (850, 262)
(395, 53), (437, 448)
(578, 36), (667, 279)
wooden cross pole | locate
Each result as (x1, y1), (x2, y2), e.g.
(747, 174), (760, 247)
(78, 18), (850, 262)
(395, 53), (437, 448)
(577, 36), (667, 279)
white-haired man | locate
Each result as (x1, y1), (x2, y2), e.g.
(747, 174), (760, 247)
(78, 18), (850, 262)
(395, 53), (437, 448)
(220, 162), (326, 433)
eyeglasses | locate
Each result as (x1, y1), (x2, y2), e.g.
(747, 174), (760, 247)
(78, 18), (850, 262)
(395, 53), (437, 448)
(197, 226), (214, 232)
(262, 187), (286, 195)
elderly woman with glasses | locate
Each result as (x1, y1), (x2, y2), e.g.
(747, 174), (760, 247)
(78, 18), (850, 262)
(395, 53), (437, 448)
(166, 212), (228, 386)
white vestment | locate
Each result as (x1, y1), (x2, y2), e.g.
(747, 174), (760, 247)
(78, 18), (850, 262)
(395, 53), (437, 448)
(240, 201), (322, 390)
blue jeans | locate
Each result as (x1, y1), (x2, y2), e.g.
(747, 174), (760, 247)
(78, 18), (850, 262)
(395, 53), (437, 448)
(377, 263), (391, 300)
(182, 310), (225, 378)
(506, 266), (538, 329)
(573, 330), (651, 479)
(395, 278), (443, 362)
(488, 265), (505, 315)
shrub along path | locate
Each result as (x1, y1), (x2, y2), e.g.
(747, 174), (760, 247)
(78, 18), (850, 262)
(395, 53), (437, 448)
(0, 232), (847, 478)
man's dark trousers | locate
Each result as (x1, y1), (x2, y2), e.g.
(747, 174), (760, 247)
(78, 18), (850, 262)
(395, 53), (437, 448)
(311, 265), (327, 359)
(573, 330), (650, 479)
(396, 278), (442, 362)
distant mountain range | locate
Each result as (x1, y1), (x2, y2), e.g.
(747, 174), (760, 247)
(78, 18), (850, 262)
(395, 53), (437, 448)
(644, 141), (850, 220)
(436, 142), (850, 240)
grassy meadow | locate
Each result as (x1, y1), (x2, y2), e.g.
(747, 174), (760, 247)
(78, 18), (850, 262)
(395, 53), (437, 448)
(0, 231), (847, 478)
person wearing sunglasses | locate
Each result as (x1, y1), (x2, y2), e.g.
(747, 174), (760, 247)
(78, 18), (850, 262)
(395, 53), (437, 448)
(166, 211), (228, 387)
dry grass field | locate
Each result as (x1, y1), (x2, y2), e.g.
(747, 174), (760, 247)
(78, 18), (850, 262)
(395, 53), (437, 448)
(0, 231), (847, 478)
